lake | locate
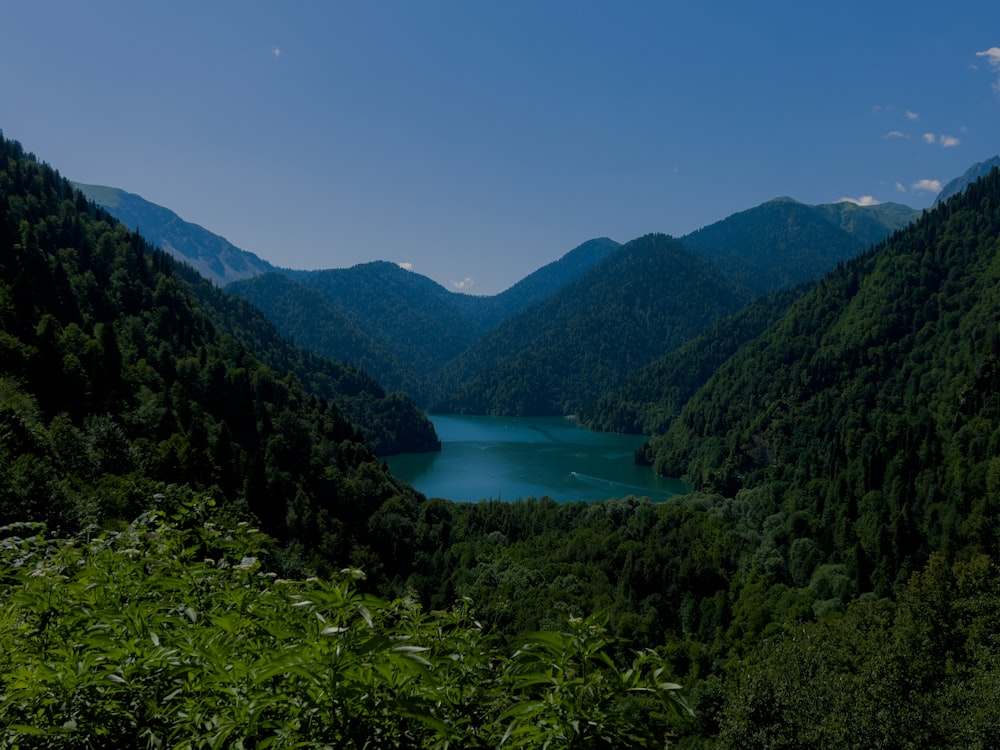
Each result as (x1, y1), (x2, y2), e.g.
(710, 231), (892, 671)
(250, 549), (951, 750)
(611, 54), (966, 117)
(385, 414), (688, 503)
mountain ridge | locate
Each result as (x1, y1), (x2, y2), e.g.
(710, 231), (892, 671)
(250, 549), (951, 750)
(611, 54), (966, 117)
(72, 182), (282, 286)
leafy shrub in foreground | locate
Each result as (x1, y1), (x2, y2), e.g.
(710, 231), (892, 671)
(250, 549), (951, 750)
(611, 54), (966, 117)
(0, 504), (690, 748)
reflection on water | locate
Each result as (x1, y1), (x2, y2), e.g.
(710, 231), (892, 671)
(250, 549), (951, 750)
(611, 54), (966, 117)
(385, 414), (688, 503)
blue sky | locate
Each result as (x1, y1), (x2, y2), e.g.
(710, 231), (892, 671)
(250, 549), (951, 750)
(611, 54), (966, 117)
(3, 1), (998, 294)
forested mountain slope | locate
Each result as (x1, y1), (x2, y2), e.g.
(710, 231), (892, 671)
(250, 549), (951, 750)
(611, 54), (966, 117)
(482, 236), (620, 326)
(65, 185), (437, 455)
(219, 271), (426, 400)
(183, 271), (439, 456)
(73, 182), (280, 286)
(0, 134), (429, 577)
(229, 239), (621, 404)
(434, 234), (753, 416)
(680, 197), (920, 296)
(583, 282), (810, 435)
(935, 154), (1000, 203)
(653, 166), (1000, 594)
(232, 262), (485, 404)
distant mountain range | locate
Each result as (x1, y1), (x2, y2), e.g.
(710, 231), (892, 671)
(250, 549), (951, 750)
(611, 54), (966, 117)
(77, 158), (997, 423)
(72, 183), (281, 285)
(935, 155), (1000, 204)
(682, 197), (921, 296)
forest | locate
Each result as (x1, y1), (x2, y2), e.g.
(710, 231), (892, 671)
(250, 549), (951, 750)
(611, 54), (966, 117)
(3, 130), (1000, 747)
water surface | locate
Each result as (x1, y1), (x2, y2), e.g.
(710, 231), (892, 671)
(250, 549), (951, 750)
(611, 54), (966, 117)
(385, 415), (688, 503)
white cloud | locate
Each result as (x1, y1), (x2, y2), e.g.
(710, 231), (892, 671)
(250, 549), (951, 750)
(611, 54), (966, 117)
(976, 47), (1000, 90)
(895, 181), (907, 193)
(272, 46), (282, 58)
(922, 132), (961, 148)
(839, 195), (881, 206)
(398, 262), (413, 271)
(912, 179), (942, 194)
(451, 277), (475, 290)
(884, 130), (908, 139)
(977, 47), (1000, 69)
(905, 110), (919, 120)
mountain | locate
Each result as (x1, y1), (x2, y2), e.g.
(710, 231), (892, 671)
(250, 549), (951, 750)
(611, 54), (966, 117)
(229, 239), (621, 404)
(650, 165), (1000, 595)
(221, 272), (423, 397)
(73, 182), (279, 285)
(231, 262), (484, 405)
(935, 154), (1000, 203)
(183, 270), (440, 456)
(482, 237), (620, 326)
(812, 199), (922, 247)
(680, 197), (920, 296)
(70, 183), (438, 452)
(1, 134), (433, 579)
(70, 177), (618, 407)
(580, 198), (918, 437)
(582, 282), (810, 435)
(434, 234), (753, 416)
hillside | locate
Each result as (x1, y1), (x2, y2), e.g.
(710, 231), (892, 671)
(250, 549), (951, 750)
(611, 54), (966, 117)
(434, 234), (752, 416)
(0, 135), (431, 578)
(652, 166), (1000, 594)
(68, 184), (437, 455)
(6, 136), (1000, 748)
(229, 239), (620, 404)
(935, 154), (1000, 204)
(220, 271), (425, 398)
(483, 236), (620, 326)
(583, 282), (810, 435)
(73, 182), (280, 286)
(680, 197), (920, 296)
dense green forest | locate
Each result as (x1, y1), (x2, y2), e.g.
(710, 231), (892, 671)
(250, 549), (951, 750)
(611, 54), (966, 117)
(0, 134), (433, 578)
(652, 168), (1000, 595)
(91, 173), (920, 426)
(72, 182), (279, 286)
(434, 234), (752, 416)
(681, 197), (919, 296)
(227, 238), (620, 404)
(5, 129), (1000, 747)
(582, 283), (810, 435)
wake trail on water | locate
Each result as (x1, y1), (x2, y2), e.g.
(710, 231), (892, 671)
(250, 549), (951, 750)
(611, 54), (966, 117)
(568, 471), (655, 495)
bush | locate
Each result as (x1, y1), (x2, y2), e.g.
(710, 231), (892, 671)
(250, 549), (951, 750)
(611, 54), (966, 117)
(0, 502), (690, 748)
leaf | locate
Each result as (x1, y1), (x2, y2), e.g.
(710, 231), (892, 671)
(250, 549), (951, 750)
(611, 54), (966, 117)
(391, 644), (430, 653)
(498, 700), (545, 721)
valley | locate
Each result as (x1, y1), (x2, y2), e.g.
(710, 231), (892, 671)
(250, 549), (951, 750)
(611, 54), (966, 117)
(5, 133), (1000, 747)
(384, 414), (688, 503)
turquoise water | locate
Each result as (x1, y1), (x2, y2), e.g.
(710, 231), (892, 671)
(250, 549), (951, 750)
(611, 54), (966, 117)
(385, 414), (688, 503)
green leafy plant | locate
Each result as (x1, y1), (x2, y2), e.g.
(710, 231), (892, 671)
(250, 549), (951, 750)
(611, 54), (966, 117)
(0, 503), (689, 749)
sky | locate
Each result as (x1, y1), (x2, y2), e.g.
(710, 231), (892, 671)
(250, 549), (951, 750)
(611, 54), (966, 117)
(2, 2), (999, 295)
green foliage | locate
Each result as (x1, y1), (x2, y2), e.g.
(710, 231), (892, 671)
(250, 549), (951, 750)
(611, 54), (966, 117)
(72, 181), (278, 287)
(652, 167), (1000, 595)
(0, 132), (430, 580)
(681, 196), (919, 296)
(718, 553), (1000, 749)
(227, 239), (620, 407)
(436, 234), (751, 416)
(584, 283), (808, 434)
(0, 507), (690, 748)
